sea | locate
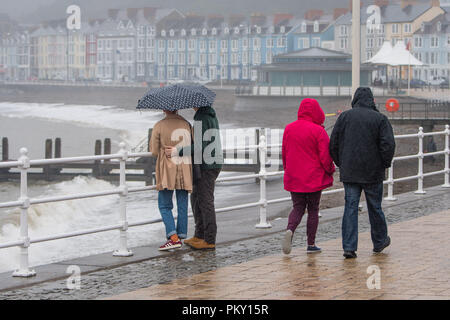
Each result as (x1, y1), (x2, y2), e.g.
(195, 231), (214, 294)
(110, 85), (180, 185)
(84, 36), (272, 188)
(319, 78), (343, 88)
(0, 101), (279, 273)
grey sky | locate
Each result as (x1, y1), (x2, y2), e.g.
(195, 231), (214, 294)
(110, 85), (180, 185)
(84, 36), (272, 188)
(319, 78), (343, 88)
(1, 0), (427, 24)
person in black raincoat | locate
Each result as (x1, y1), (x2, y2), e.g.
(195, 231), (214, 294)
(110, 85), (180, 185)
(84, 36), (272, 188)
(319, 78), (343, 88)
(329, 87), (396, 259)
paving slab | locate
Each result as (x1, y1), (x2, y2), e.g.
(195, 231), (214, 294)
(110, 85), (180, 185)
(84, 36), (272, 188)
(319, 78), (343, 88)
(107, 209), (450, 300)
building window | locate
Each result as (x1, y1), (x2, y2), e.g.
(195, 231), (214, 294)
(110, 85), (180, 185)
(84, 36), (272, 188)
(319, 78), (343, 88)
(266, 38), (274, 48)
(231, 39), (239, 51)
(340, 26), (348, 36)
(266, 51), (272, 64)
(209, 40), (217, 52)
(340, 38), (348, 50)
(430, 52), (438, 65)
(253, 51), (261, 64)
(231, 53), (238, 65)
(178, 39), (185, 51)
(168, 53), (175, 65)
(414, 37), (423, 48)
(188, 39), (196, 51)
(242, 51), (249, 65)
(302, 38), (310, 49)
(147, 38), (155, 48)
(313, 21), (319, 33)
(188, 52), (196, 65)
(312, 38), (320, 47)
(392, 24), (399, 34)
(147, 51), (154, 62)
(221, 40), (228, 51)
(253, 38), (260, 50)
(158, 52), (165, 64)
(301, 22), (307, 33)
(178, 52), (185, 65)
(431, 36), (439, 48)
(158, 40), (165, 51)
(200, 40), (206, 51)
(168, 40), (175, 51)
(403, 23), (412, 34)
(200, 53), (207, 66)
(242, 38), (248, 49)
(220, 52), (228, 65)
(277, 37), (286, 48)
(209, 53), (217, 65)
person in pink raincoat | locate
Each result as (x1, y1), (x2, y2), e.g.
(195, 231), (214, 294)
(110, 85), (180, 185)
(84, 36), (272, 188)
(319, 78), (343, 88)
(281, 98), (335, 254)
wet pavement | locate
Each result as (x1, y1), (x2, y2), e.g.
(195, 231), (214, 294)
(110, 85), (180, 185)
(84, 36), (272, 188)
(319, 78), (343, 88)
(108, 209), (450, 300)
(0, 186), (449, 300)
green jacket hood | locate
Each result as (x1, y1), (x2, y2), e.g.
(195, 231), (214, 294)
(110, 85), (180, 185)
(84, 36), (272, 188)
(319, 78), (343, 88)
(194, 106), (216, 119)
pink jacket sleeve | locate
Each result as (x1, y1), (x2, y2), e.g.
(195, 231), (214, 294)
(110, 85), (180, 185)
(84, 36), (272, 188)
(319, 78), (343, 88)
(282, 128), (288, 170)
(317, 129), (335, 175)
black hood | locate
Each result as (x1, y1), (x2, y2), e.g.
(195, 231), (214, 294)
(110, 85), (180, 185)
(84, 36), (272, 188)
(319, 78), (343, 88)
(351, 87), (378, 111)
(194, 106), (216, 119)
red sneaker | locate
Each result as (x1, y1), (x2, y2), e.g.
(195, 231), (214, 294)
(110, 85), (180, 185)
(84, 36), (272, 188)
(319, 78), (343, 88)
(158, 239), (182, 251)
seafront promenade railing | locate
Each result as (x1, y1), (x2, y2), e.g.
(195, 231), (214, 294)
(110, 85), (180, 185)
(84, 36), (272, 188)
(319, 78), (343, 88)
(0, 125), (449, 278)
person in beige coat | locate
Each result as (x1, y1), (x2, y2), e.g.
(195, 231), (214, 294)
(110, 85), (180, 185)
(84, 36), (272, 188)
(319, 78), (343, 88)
(150, 110), (193, 251)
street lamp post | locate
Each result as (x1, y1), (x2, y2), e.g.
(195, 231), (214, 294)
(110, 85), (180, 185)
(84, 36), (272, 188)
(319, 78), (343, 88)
(352, 0), (361, 97)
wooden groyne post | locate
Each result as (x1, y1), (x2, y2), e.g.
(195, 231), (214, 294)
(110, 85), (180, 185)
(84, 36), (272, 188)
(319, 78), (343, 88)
(0, 137), (9, 177)
(93, 140), (102, 177)
(43, 139), (53, 181)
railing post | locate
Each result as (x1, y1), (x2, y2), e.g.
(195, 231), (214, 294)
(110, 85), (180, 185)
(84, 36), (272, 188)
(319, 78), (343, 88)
(12, 148), (36, 278)
(443, 124), (450, 188)
(415, 127), (426, 195)
(385, 161), (397, 201)
(113, 142), (133, 257)
(255, 131), (271, 229)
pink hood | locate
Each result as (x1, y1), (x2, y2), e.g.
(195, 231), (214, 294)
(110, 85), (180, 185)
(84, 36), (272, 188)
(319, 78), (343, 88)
(297, 98), (325, 126)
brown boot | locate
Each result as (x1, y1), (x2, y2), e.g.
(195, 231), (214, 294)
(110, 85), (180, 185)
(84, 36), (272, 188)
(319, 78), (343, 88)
(184, 237), (203, 247)
(190, 239), (216, 250)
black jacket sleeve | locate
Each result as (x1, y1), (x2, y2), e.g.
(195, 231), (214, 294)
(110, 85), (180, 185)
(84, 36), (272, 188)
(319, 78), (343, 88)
(378, 116), (396, 168)
(329, 115), (343, 167)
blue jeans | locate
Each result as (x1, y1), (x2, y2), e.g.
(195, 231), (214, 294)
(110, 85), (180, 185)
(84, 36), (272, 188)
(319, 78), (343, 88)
(158, 189), (188, 239)
(342, 182), (388, 252)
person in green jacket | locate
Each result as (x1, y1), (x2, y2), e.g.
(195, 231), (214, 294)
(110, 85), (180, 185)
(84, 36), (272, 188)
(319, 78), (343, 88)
(165, 106), (223, 250)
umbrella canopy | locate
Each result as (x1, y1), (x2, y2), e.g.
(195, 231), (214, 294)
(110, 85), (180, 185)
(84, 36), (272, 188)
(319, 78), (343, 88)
(367, 41), (423, 67)
(365, 41), (393, 65)
(137, 84), (216, 111)
(388, 41), (424, 66)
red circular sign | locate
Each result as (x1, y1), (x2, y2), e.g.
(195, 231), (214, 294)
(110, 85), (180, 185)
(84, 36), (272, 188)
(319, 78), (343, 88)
(386, 98), (400, 112)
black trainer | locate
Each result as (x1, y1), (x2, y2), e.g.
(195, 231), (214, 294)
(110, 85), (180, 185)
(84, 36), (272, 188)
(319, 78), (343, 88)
(373, 236), (391, 253)
(343, 251), (357, 259)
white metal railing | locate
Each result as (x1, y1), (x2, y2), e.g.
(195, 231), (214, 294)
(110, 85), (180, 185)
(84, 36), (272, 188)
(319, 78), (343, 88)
(0, 125), (449, 277)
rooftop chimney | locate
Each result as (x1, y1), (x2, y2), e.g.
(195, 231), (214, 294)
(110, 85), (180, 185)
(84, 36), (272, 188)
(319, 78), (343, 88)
(274, 13), (294, 25)
(401, 0), (417, 9)
(374, 0), (389, 7)
(333, 8), (350, 20)
(250, 13), (266, 27)
(431, 0), (440, 7)
(305, 9), (324, 21)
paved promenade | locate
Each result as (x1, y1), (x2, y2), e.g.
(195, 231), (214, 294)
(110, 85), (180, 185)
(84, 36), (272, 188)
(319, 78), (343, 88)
(108, 210), (450, 300)
(0, 185), (448, 299)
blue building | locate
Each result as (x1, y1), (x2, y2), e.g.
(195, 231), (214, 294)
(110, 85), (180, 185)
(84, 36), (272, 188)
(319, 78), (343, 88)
(413, 12), (450, 81)
(153, 13), (297, 82)
(287, 15), (336, 52)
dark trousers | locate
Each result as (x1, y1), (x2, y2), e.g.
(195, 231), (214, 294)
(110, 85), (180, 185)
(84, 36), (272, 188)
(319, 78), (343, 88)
(342, 182), (388, 252)
(287, 191), (322, 246)
(191, 168), (221, 244)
